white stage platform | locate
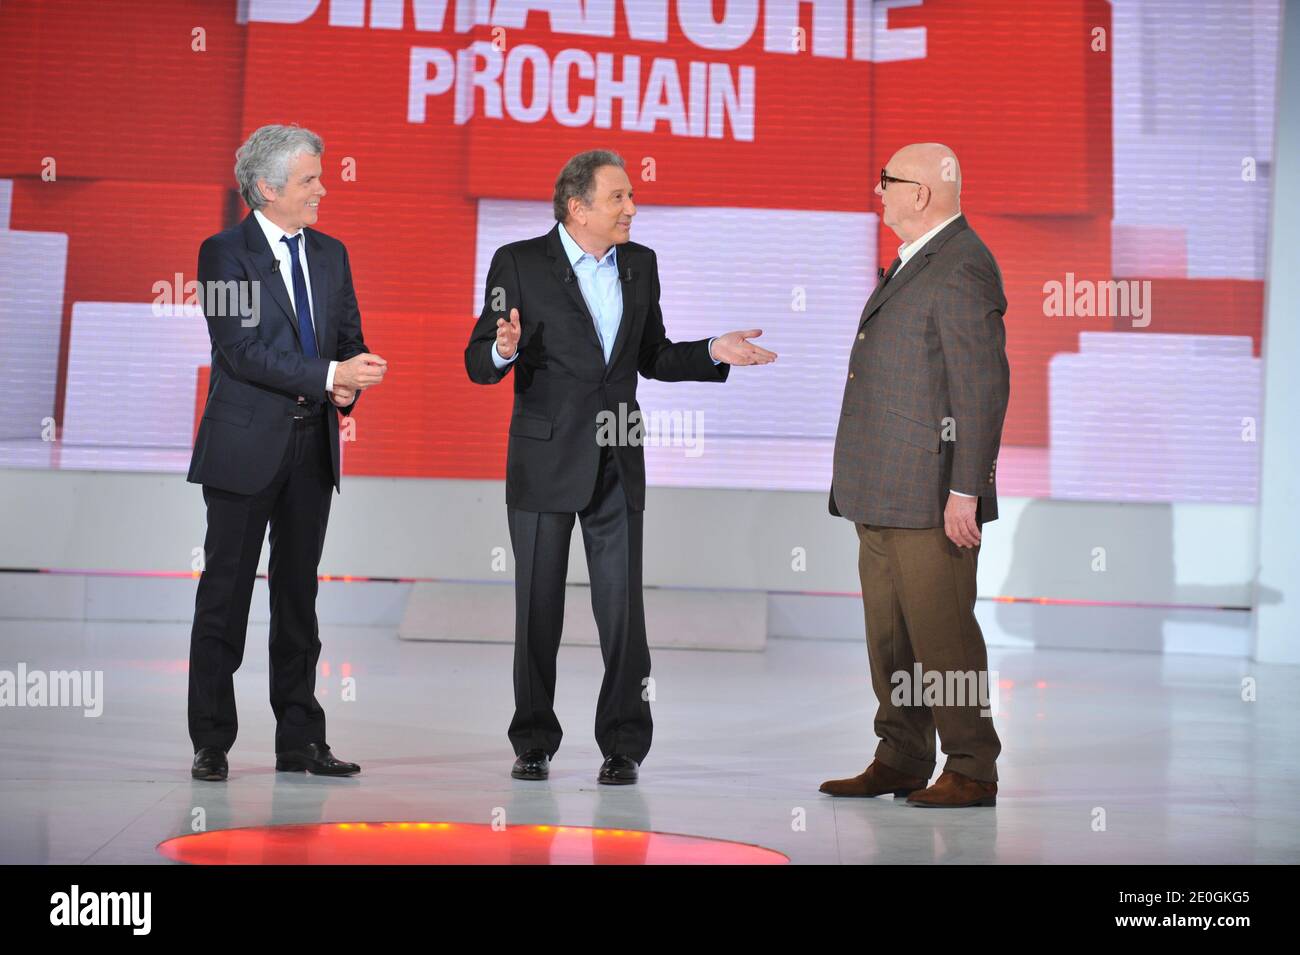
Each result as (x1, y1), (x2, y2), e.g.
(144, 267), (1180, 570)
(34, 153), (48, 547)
(0, 600), (1295, 864)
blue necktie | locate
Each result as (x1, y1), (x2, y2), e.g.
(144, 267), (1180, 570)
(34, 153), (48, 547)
(280, 234), (318, 359)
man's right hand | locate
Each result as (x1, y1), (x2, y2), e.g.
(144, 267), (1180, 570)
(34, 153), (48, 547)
(335, 353), (388, 390)
(495, 308), (521, 360)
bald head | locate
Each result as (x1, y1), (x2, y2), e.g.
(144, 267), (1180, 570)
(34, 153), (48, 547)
(876, 142), (962, 241)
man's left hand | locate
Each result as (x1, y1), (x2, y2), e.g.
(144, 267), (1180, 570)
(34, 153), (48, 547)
(944, 492), (981, 548)
(330, 384), (356, 408)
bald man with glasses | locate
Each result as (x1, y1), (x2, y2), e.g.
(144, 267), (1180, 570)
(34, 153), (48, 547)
(821, 143), (1010, 808)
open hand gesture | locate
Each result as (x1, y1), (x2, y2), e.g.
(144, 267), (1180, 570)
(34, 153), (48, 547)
(496, 308), (521, 360)
(710, 329), (777, 365)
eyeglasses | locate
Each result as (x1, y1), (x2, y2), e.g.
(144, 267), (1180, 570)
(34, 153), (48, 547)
(880, 168), (923, 190)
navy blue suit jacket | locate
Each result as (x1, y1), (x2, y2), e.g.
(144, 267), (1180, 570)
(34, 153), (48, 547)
(187, 213), (369, 495)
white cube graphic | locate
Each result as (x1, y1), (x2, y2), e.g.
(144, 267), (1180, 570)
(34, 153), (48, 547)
(63, 302), (212, 448)
(0, 226), (67, 440)
(1049, 332), (1260, 503)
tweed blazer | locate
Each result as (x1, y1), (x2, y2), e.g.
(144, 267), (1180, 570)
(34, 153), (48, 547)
(829, 214), (1009, 528)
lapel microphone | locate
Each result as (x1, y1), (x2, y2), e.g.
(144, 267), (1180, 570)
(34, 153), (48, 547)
(878, 266), (886, 281)
(270, 257), (281, 274)
(564, 267), (575, 284)
(621, 266), (634, 283)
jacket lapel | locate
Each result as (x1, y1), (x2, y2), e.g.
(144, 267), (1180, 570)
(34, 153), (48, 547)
(860, 252), (931, 324)
(860, 215), (970, 329)
(546, 224), (604, 354)
(605, 246), (637, 371)
(241, 213), (301, 345)
(860, 256), (901, 319)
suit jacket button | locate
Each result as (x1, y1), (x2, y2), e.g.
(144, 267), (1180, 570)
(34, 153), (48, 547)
(858, 332), (865, 340)
(848, 372), (855, 379)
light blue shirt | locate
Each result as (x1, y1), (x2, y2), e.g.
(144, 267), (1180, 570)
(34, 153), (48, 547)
(562, 220), (624, 363)
(489, 222), (719, 368)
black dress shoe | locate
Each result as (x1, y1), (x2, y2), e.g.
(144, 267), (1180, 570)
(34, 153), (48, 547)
(511, 748), (550, 780)
(275, 742), (360, 776)
(191, 746), (228, 781)
(597, 754), (638, 785)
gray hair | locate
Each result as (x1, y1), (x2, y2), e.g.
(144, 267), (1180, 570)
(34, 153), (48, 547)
(553, 149), (625, 222)
(234, 124), (324, 210)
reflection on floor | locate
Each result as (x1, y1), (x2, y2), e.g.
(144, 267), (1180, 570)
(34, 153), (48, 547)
(0, 619), (1296, 864)
(157, 821), (788, 865)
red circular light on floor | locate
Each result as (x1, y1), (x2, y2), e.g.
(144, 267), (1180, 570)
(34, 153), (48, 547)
(157, 822), (788, 865)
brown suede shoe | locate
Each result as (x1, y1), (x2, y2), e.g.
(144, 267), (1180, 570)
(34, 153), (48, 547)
(905, 769), (997, 807)
(819, 759), (929, 798)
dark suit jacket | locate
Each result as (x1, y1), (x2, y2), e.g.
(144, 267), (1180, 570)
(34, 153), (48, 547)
(187, 213), (369, 495)
(465, 223), (729, 512)
(830, 214), (1009, 527)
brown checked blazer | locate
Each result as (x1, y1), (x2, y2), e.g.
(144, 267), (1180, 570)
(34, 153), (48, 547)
(829, 214), (1009, 528)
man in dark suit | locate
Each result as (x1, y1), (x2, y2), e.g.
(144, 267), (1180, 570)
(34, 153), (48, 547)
(821, 143), (1009, 808)
(187, 124), (389, 781)
(466, 149), (776, 785)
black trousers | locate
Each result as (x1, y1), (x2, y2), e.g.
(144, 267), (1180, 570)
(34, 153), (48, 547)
(507, 446), (652, 763)
(187, 410), (333, 753)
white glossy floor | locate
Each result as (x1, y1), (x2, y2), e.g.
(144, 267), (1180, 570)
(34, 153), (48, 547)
(1, 619), (1296, 864)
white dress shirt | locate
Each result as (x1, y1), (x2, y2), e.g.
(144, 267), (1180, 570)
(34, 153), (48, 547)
(894, 210), (962, 277)
(252, 209), (336, 394)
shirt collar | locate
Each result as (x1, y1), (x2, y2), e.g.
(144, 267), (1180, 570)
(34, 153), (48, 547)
(897, 211), (962, 265)
(558, 221), (617, 268)
(253, 208), (304, 251)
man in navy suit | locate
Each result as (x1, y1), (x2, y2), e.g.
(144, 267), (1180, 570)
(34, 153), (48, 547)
(186, 124), (388, 781)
